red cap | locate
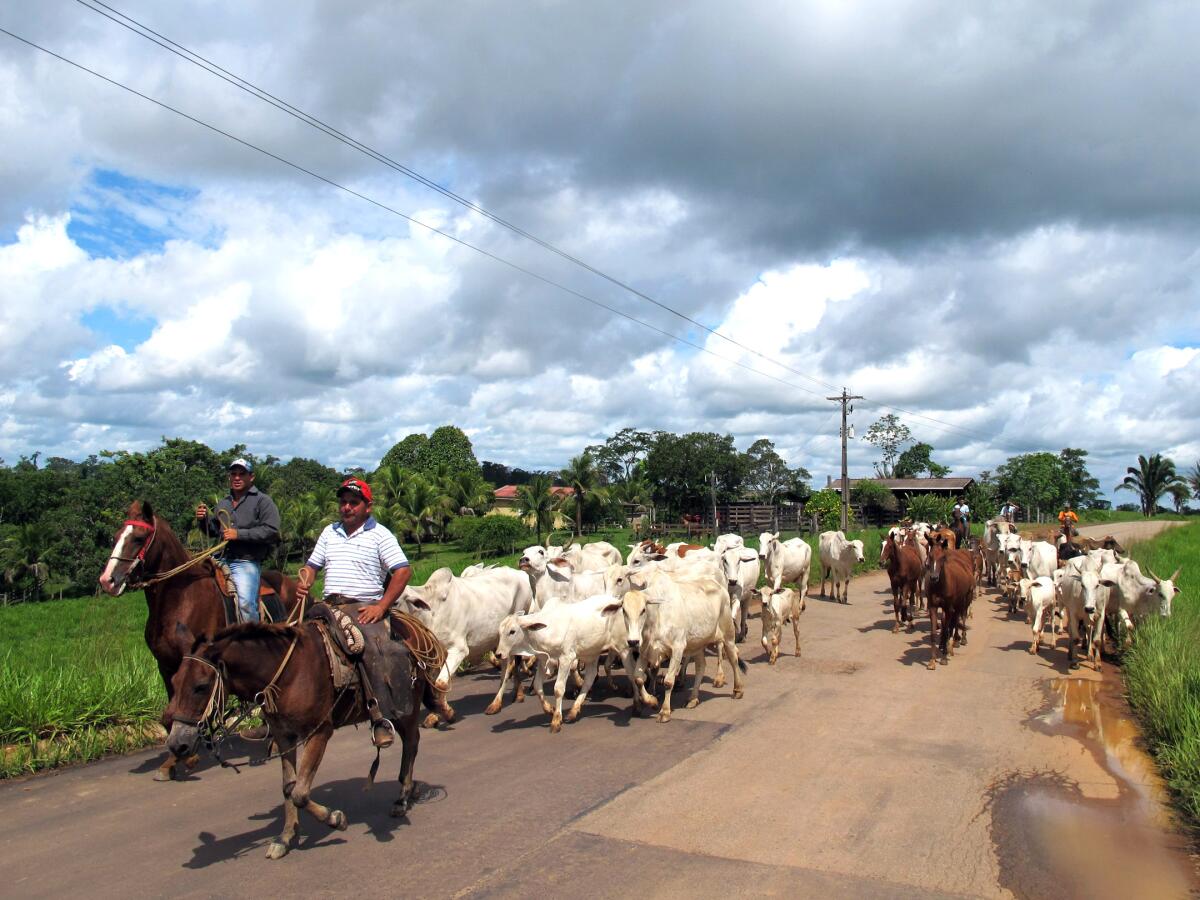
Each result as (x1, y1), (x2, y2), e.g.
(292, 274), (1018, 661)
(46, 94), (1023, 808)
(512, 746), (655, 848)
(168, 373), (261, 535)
(338, 478), (373, 503)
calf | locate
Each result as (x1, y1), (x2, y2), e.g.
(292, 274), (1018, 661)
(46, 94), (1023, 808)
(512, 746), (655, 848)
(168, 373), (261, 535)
(760, 587), (802, 664)
(720, 546), (761, 642)
(1021, 576), (1056, 655)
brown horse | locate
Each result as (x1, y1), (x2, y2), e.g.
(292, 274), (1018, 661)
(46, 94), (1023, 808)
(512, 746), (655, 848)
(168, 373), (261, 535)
(923, 535), (975, 669)
(98, 499), (300, 781)
(880, 533), (922, 633)
(165, 620), (430, 859)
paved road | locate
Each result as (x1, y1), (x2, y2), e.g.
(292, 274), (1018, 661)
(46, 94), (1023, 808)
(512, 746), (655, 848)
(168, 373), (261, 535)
(1, 521), (1193, 898)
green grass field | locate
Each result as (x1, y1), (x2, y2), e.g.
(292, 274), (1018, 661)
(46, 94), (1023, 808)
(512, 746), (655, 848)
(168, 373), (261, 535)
(1119, 522), (1200, 830)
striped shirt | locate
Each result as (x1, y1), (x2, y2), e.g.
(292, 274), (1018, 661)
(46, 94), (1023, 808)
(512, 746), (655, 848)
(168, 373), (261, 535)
(307, 517), (410, 601)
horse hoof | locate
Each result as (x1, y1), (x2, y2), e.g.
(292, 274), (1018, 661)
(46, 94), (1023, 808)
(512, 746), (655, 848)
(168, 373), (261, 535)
(420, 713), (440, 729)
(549, 719), (562, 734)
(265, 841), (290, 860)
(926, 661), (938, 671)
(183, 754), (200, 770)
(484, 700), (501, 716)
(564, 710), (580, 723)
(154, 767), (174, 782)
(390, 801), (410, 819)
(685, 698), (700, 709)
(328, 810), (348, 831)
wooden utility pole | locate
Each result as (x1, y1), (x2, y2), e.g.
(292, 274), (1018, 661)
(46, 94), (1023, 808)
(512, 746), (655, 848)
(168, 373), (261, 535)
(828, 387), (863, 532)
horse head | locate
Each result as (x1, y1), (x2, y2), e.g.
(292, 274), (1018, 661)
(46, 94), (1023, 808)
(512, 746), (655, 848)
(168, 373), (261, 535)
(164, 621), (218, 760)
(98, 500), (160, 596)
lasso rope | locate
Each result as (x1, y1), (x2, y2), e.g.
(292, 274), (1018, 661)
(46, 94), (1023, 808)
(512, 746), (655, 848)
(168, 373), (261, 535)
(390, 609), (447, 681)
(129, 540), (229, 590)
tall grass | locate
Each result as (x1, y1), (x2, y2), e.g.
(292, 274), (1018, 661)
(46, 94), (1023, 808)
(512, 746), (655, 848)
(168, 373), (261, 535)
(0, 593), (165, 777)
(1121, 522), (1200, 829)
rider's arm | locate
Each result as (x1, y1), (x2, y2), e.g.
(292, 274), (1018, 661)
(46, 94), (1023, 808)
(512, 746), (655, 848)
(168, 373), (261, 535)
(235, 494), (281, 544)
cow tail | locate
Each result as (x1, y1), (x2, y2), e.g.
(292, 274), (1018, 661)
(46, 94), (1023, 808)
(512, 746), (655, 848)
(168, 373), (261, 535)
(737, 656), (748, 674)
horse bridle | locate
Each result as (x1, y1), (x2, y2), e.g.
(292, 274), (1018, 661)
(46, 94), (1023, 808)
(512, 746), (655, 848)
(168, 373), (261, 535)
(175, 654), (227, 730)
(108, 518), (157, 573)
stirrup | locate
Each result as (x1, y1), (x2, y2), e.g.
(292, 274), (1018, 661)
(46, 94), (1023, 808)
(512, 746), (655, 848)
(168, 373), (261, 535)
(372, 719), (396, 749)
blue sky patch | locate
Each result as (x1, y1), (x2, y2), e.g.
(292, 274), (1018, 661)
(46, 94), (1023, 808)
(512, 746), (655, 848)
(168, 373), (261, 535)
(81, 306), (156, 351)
(67, 168), (200, 259)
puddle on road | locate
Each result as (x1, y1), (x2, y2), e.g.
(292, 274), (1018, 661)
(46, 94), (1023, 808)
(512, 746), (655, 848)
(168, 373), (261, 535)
(987, 676), (1198, 899)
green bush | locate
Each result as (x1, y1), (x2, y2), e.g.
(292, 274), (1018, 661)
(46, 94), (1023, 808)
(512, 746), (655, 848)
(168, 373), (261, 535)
(449, 515), (532, 556)
(904, 492), (954, 524)
(805, 489), (843, 532)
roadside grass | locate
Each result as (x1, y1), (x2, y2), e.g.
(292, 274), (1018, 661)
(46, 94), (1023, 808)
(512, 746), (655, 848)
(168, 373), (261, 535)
(0, 592), (164, 778)
(1120, 522), (1200, 830)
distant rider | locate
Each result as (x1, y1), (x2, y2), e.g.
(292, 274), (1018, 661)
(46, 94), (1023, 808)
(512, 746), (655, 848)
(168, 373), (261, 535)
(196, 458), (280, 623)
(1058, 503), (1079, 538)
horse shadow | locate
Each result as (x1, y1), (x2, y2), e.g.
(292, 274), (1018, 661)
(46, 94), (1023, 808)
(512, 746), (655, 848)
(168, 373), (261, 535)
(182, 777), (449, 866)
(856, 616), (901, 634)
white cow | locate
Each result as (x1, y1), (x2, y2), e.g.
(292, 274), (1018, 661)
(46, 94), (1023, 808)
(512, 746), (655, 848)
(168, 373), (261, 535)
(713, 533), (746, 557)
(818, 531), (864, 604)
(760, 587), (802, 664)
(618, 571), (745, 722)
(560, 540), (623, 571)
(719, 545), (761, 641)
(402, 566), (533, 721)
(1056, 569), (1106, 670)
(494, 594), (640, 732)
(758, 532), (812, 597)
(1098, 560), (1181, 634)
(1026, 541), (1058, 580)
(1021, 576), (1057, 654)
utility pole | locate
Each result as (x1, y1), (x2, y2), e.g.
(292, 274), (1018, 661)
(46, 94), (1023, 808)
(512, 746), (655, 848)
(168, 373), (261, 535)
(827, 387), (863, 532)
(709, 471), (720, 536)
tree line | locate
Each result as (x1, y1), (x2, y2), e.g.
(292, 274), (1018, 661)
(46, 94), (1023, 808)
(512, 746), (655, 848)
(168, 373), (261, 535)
(1, 417), (1194, 601)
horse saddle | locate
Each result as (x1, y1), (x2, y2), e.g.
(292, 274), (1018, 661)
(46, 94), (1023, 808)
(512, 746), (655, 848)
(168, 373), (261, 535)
(212, 561), (287, 625)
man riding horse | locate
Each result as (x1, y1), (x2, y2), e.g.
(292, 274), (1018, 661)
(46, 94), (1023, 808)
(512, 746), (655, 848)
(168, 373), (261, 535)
(295, 478), (414, 749)
(1058, 502), (1079, 540)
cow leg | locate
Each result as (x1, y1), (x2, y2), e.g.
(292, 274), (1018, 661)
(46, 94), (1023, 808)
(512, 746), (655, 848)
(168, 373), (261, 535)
(791, 602), (802, 657)
(566, 657), (599, 723)
(485, 656), (517, 715)
(1089, 615), (1104, 671)
(657, 645), (685, 722)
(266, 743), (301, 859)
(1067, 615), (1080, 670)
(1030, 603), (1045, 654)
(285, 726), (346, 832)
(549, 653), (575, 733)
(726, 636), (745, 698)
(433, 642), (467, 693)
(819, 568), (829, 597)
(685, 652), (706, 709)
(630, 651), (658, 712)
(530, 656), (553, 715)
(712, 643), (727, 688)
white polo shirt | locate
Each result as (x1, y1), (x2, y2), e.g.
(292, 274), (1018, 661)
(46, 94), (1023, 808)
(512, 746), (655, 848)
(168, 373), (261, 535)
(307, 516), (409, 601)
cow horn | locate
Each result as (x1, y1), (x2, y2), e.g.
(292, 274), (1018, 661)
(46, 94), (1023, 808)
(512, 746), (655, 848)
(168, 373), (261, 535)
(1169, 567), (1181, 583)
(1148, 568), (1162, 583)
(563, 535), (575, 550)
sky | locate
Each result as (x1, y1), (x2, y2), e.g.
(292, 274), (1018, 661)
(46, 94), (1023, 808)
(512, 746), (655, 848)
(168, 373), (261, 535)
(1, 1), (1198, 502)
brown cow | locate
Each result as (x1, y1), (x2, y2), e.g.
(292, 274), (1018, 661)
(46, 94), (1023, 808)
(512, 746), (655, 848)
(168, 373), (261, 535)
(923, 536), (975, 669)
(880, 533), (923, 633)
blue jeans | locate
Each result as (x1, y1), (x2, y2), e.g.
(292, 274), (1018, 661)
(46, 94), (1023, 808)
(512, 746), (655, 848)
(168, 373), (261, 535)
(227, 559), (261, 623)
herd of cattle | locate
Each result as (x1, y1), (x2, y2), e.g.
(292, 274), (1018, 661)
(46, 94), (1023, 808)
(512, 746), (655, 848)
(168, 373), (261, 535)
(880, 520), (1182, 671)
(396, 531), (862, 730)
(392, 522), (1182, 732)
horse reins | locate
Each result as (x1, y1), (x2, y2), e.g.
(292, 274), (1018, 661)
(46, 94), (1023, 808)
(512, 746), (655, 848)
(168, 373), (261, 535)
(112, 516), (231, 590)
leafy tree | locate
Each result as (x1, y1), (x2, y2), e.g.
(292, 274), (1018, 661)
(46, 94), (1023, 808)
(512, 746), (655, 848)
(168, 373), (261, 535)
(418, 426), (479, 477)
(964, 477), (998, 522)
(996, 452), (1072, 520)
(903, 493), (955, 524)
(643, 432), (745, 518)
(862, 414), (912, 478)
(440, 469), (493, 516)
(391, 477), (440, 554)
(1167, 482), (1191, 514)
(586, 428), (652, 483)
(560, 452), (600, 536)
(450, 515), (531, 555)
(893, 442), (949, 479)
(266, 457), (341, 504)
(742, 439), (810, 505)
(1058, 448), (1101, 509)
(276, 493), (327, 565)
(379, 433), (429, 471)
(3, 524), (51, 600)
(1116, 453), (1183, 516)
(851, 479), (896, 520)
(516, 474), (558, 545)
(1186, 461), (1200, 500)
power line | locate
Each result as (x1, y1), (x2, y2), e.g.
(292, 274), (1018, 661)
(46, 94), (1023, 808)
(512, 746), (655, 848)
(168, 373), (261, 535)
(0, 25), (835, 404)
(72, 0), (845, 395)
(11, 16), (996, 445)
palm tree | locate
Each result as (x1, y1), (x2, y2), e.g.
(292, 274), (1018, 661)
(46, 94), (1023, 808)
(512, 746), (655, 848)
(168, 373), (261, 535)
(1167, 482), (1191, 514)
(560, 453), (600, 537)
(393, 477), (439, 555)
(3, 524), (51, 601)
(1116, 453), (1183, 516)
(1188, 461), (1200, 500)
(279, 493), (325, 565)
(516, 474), (557, 546)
